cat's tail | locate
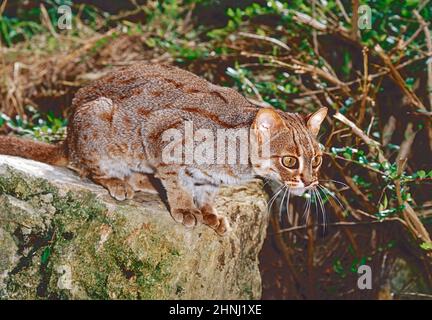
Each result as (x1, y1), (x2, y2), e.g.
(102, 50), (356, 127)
(0, 135), (68, 166)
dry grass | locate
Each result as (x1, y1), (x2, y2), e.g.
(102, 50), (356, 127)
(1, 0), (431, 299)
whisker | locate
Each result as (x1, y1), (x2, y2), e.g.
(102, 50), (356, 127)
(319, 179), (349, 189)
(312, 189), (319, 228)
(306, 192), (312, 226)
(318, 185), (330, 205)
(267, 184), (285, 212)
(285, 188), (292, 223)
(261, 177), (273, 189)
(318, 185), (346, 213)
(268, 183), (284, 201)
(315, 188), (327, 235)
(267, 190), (283, 211)
(279, 187), (289, 222)
(301, 193), (308, 220)
(302, 190), (312, 223)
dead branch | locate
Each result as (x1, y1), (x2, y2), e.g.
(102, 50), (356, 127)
(374, 44), (426, 111)
(413, 10), (432, 110)
(237, 32), (291, 52)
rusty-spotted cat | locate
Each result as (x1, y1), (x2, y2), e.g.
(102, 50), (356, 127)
(0, 63), (327, 235)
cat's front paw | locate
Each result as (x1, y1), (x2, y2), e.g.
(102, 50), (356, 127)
(215, 216), (230, 235)
(96, 178), (135, 201)
(111, 183), (135, 201)
(171, 208), (202, 228)
(127, 173), (158, 194)
(202, 207), (231, 235)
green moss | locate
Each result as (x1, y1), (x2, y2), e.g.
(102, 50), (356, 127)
(241, 284), (253, 300)
(1, 164), (258, 300)
(76, 228), (179, 299)
(5, 253), (42, 299)
(86, 272), (110, 299)
(0, 167), (56, 200)
(51, 190), (108, 235)
(39, 195), (180, 299)
(0, 168), (115, 299)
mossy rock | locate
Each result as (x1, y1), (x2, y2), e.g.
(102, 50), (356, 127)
(0, 155), (268, 299)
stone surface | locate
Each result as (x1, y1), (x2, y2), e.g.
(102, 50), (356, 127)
(0, 155), (268, 299)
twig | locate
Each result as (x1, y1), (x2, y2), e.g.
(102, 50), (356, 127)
(333, 112), (381, 148)
(325, 152), (385, 175)
(246, 97), (272, 108)
(306, 213), (315, 298)
(292, 58), (352, 96)
(374, 44), (426, 111)
(277, 218), (404, 234)
(40, 4), (58, 39)
(397, 123), (417, 161)
(329, 157), (378, 213)
(239, 51), (352, 96)
(237, 32), (291, 52)
(396, 24), (424, 52)
(242, 75), (265, 102)
(418, 0), (431, 12)
(335, 0), (350, 24)
(311, 0), (319, 55)
(0, 0), (7, 16)
(413, 10), (432, 110)
(269, 213), (301, 284)
(382, 116), (397, 146)
(397, 292), (432, 299)
(358, 47), (370, 126)
(366, 115), (375, 136)
(395, 158), (432, 251)
(290, 10), (327, 31)
(351, 0), (360, 41)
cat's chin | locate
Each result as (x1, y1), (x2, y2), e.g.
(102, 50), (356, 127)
(290, 187), (306, 196)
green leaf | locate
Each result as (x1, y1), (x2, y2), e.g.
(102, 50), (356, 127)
(381, 194), (388, 210)
(350, 258), (359, 273)
(420, 242), (432, 251)
(41, 247), (51, 264)
(227, 8), (235, 18)
(332, 258), (346, 278)
(416, 170), (426, 179)
(342, 152), (352, 160)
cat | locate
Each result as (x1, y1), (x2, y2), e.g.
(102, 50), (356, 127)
(0, 63), (327, 235)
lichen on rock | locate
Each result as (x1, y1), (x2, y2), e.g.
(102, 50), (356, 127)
(0, 155), (268, 299)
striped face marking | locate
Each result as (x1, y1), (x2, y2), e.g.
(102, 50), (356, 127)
(252, 108), (327, 192)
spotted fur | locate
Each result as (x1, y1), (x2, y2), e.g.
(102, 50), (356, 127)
(0, 63), (327, 235)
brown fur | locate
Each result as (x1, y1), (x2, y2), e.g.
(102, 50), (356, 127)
(0, 136), (67, 166)
(0, 63), (327, 235)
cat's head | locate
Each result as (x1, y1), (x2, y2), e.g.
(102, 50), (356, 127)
(251, 107), (327, 195)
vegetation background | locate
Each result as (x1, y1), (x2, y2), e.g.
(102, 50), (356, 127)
(0, 0), (431, 299)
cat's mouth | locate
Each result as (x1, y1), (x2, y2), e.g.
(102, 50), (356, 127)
(285, 181), (318, 196)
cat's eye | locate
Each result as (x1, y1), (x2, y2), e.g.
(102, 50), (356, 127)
(312, 155), (322, 168)
(281, 156), (297, 169)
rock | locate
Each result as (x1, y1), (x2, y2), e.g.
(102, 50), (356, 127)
(0, 155), (268, 299)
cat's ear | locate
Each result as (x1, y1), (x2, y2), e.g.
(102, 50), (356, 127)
(253, 108), (284, 135)
(306, 107), (327, 136)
